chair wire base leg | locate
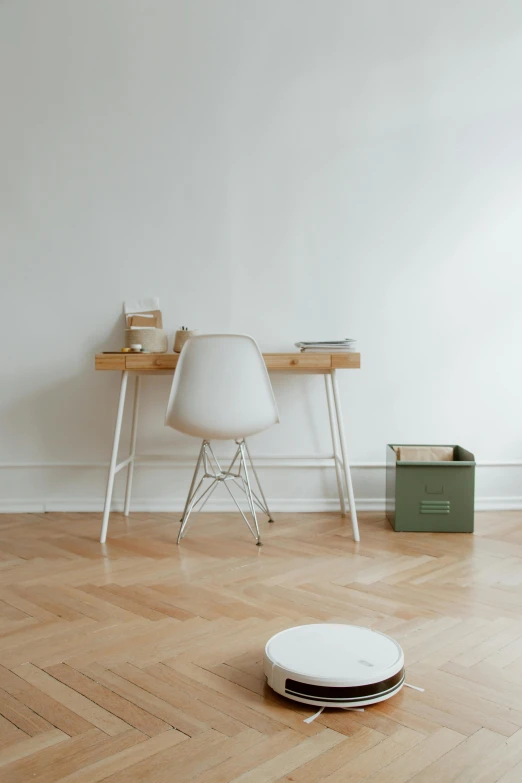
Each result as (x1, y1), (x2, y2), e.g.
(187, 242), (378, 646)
(177, 441), (269, 546)
(177, 440), (206, 544)
(207, 443), (261, 544)
(243, 440), (274, 522)
(178, 476), (219, 543)
(239, 442), (262, 545)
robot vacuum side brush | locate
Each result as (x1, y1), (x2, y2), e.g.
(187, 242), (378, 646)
(264, 624), (405, 709)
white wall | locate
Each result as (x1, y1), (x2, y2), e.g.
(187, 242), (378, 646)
(1, 0), (522, 513)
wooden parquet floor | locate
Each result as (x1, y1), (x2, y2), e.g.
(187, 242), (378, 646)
(0, 510), (522, 782)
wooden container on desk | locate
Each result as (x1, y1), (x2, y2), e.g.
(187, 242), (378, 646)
(173, 329), (197, 353)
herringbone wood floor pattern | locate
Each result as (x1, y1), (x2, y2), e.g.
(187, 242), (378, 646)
(0, 511), (522, 782)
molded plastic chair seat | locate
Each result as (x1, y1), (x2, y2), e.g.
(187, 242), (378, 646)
(165, 334), (279, 545)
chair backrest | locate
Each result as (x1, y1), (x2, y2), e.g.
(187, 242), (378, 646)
(165, 334), (279, 440)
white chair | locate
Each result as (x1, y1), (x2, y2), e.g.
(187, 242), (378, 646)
(165, 334), (279, 545)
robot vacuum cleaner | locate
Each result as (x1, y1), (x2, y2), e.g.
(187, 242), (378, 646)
(264, 624), (405, 708)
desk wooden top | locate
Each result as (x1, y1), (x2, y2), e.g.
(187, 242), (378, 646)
(95, 352), (360, 373)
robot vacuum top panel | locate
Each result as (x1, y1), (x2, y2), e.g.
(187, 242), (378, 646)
(265, 624), (404, 687)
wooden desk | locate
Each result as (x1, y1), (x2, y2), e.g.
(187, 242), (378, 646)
(95, 351), (361, 543)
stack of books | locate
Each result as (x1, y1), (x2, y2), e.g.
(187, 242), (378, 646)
(295, 339), (357, 353)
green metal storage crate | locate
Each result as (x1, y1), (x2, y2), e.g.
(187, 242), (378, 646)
(386, 444), (475, 532)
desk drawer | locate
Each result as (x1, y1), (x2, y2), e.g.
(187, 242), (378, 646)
(264, 354), (332, 371)
(126, 354), (179, 370)
(95, 354), (127, 370)
(125, 353), (351, 371)
(125, 353), (332, 372)
(126, 353), (331, 371)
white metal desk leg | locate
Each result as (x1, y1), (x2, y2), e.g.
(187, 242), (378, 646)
(324, 375), (347, 516)
(100, 371), (129, 543)
(123, 375), (141, 517)
(330, 369), (360, 542)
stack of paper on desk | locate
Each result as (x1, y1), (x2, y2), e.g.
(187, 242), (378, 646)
(295, 339), (357, 353)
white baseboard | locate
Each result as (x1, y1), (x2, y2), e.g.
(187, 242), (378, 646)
(472, 497), (522, 511)
(1, 497), (521, 514)
(0, 457), (520, 515)
(1, 459), (521, 469)
(0, 498), (375, 514)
